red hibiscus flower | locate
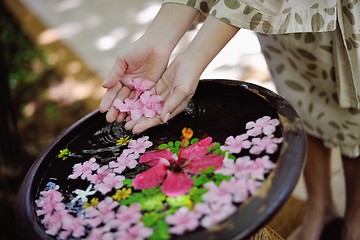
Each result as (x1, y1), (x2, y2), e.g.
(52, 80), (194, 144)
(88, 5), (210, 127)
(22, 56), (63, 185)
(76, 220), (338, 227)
(132, 137), (224, 196)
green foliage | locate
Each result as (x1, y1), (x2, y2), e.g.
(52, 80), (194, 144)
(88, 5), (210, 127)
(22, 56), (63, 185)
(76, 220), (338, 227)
(120, 187), (166, 211)
(189, 187), (207, 203)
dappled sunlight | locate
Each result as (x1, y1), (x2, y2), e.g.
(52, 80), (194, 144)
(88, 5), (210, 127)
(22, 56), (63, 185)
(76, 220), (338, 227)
(46, 76), (105, 105)
(95, 27), (128, 51)
(135, 3), (161, 24)
(56, 0), (83, 12)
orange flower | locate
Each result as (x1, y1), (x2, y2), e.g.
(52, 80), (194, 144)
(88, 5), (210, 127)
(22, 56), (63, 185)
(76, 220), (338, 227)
(181, 127), (194, 147)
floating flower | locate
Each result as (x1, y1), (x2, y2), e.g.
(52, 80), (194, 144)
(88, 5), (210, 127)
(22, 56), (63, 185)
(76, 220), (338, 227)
(116, 136), (132, 146)
(165, 207), (201, 235)
(85, 197), (119, 227)
(248, 155), (276, 180)
(202, 181), (233, 205)
(127, 136), (153, 156)
(83, 197), (99, 208)
(109, 151), (139, 174)
(215, 155), (253, 179)
(68, 157), (99, 180)
(246, 116), (280, 136)
(249, 134), (283, 155)
(115, 222), (153, 240)
(194, 201), (236, 228)
(57, 148), (72, 160)
(71, 184), (97, 204)
(58, 214), (86, 239)
(220, 134), (251, 154)
(116, 203), (142, 228)
(88, 165), (112, 185)
(35, 185), (65, 216)
(133, 137), (224, 196)
(95, 173), (125, 195)
(113, 188), (132, 201)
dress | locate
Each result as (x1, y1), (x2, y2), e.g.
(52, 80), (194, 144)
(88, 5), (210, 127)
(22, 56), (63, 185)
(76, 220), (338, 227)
(163, 0), (360, 158)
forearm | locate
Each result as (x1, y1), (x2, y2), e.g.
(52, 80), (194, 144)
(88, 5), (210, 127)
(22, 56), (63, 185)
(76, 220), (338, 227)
(142, 3), (200, 53)
(182, 15), (240, 75)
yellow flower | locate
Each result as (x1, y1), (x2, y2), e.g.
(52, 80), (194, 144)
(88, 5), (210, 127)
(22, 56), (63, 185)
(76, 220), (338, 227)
(185, 198), (194, 210)
(116, 136), (132, 146)
(112, 188), (132, 201)
(58, 148), (72, 160)
(83, 197), (99, 208)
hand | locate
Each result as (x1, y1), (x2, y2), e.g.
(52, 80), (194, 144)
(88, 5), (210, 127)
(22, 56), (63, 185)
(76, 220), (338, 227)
(99, 36), (170, 123)
(126, 53), (202, 133)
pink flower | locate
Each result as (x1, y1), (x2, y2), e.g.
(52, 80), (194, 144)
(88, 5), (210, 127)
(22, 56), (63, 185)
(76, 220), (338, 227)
(85, 197), (119, 227)
(109, 151), (139, 174)
(133, 137), (224, 196)
(58, 214), (86, 239)
(247, 156), (275, 180)
(246, 116), (280, 136)
(88, 165), (112, 185)
(95, 173), (125, 195)
(36, 186), (66, 216)
(42, 210), (70, 236)
(115, 222), (153, 240)
(202, 181), (233, 204)
(194, 201), (236, 228)
(113, 98), (143, 121)
(215, 156), (253, 179)
(128, 136), (153, 156)
(68, 157), (99, 180)
(130, 78), (153, 97)
(165, 207), (201, 235)
(139, 91), (163, 118)
(116, 204), (142, 229)
(220, 134), (251, 154)
(249, 134), (283, 155)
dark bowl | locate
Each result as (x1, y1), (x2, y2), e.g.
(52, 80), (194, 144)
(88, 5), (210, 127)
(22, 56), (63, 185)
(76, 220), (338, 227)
(16, 79), (306, 240)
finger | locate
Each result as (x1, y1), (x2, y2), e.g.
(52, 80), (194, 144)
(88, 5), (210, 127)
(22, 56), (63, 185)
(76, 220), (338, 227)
(104, 86), (132, 122)
(132, 116), (164, 134)
(99, 83), (123, 113)
(160, 87), (189, 122)
(102, 57), (126, 88)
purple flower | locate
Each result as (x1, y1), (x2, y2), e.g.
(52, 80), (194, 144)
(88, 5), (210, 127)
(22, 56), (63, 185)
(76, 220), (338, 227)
(246, 116), (280, 136)
(249, 134), (283, 155)
(165, 207), (201, 235)
(68, 157), (99, 180)
(220, 134), (251, 154)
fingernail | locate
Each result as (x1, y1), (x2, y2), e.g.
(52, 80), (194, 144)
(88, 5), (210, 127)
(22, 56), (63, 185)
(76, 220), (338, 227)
(163, 113), (170, 123)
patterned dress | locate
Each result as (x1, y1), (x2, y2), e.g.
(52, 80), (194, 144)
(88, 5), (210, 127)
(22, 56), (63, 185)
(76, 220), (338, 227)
(163, 0), (360, 158)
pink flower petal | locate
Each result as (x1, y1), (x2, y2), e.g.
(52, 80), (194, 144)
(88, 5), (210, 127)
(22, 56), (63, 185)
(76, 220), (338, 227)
(186, 154), (224, 174)
(139, 148), (177, 166)
(133, 161), (169, 190)
(178, 137), (213, 160)
(162, 170), (194, 196)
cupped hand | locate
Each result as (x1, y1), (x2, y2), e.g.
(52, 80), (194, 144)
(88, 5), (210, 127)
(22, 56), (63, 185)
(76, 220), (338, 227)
(127, 53), (202, 134)
(99, 36), (171, 123)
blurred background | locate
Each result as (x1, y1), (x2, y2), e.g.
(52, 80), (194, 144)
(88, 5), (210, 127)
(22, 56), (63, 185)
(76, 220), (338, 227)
(0, 0), (345, 239)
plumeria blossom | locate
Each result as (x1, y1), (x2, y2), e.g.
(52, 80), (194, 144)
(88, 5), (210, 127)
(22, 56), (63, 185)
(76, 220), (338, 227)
(115, 222), (153, 240)
(71, 184), (97, 203)
(165, 207), (201, 235)
(245, 116), (280, 136)
(215, 155), (253, 179)
(248, 155), (276, 180)
(35, 185), (66, 216)
(133, 137), (224, 196)
(58, 214), (86, 239)
(68, 157), (99, 180)
(127, 136), (153, 156)
(116, 204), (143, 229)
(249, 134), (283, 155)
(129, 78), (153, 97)
(220, 134), (251, 154)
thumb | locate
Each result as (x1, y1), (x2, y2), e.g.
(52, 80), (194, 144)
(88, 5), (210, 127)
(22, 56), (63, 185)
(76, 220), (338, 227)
(102, 58), (127, 88)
